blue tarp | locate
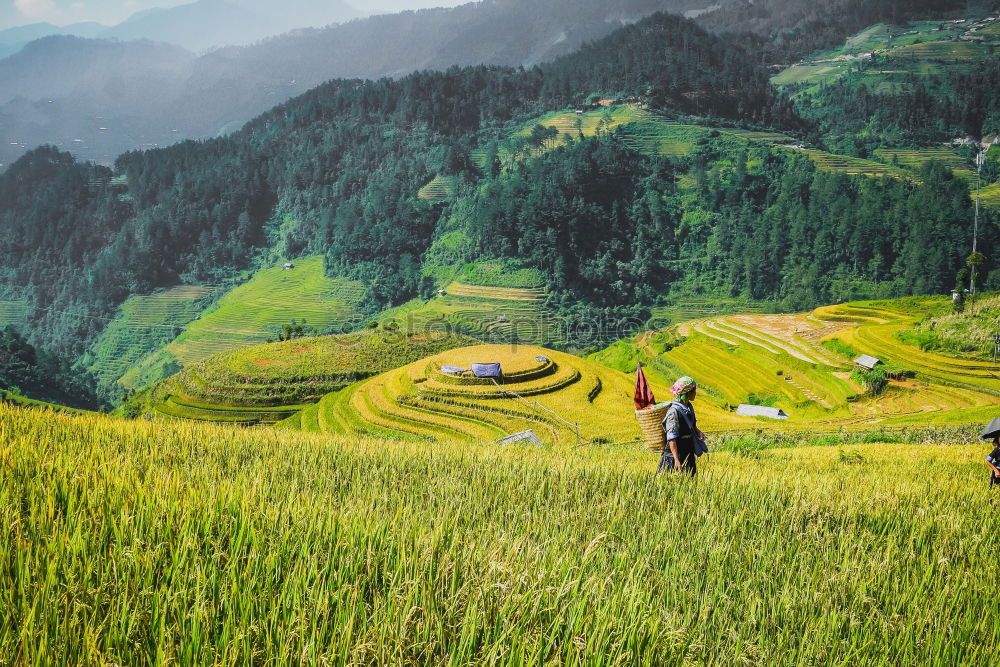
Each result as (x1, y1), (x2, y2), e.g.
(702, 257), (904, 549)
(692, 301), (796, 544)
(441, 365), (468, 374)
(471, 362), (502, 378)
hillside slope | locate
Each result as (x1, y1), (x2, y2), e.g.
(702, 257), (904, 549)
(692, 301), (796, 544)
(141, 329), (474, 424)
(281, 343), (743, 444)
(593, 295), (1000, 429)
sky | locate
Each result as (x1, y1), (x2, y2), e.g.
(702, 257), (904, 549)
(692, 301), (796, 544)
(1, 0), (467, 29)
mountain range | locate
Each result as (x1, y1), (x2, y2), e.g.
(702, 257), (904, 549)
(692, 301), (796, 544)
(0, 0), (362, 57)
(0, 0), (750, 166)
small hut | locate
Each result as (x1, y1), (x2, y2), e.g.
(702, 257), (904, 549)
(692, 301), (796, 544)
(283, 262), (295, 270)
(736, 405), (789, 420)
(854, 355), (881, 371)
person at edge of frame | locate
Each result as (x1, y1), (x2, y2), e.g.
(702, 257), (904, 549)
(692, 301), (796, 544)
(987, 436), (1000, 488)
(658, 376), (706, 477)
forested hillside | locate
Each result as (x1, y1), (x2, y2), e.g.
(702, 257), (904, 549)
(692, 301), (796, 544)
(0, 0), (971, 167)
(0, 0), (729, 166)
(1, 7), (997, 404)
(1, 12), (786, 359)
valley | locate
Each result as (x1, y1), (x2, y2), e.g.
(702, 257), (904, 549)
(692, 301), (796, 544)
(2, 1), (1000, 661)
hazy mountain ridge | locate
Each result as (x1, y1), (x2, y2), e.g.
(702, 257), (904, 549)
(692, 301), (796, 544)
(0, 0), (729, 166)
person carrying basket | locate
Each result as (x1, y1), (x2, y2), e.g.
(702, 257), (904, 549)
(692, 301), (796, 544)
(658, 376), (707, 476)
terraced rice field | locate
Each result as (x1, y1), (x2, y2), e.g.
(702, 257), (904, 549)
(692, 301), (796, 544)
(380, 282), (563, 345)
(978, 181), (1000, 209)
(526, 107), (794, 161)
(886, 40), (987, 62)
(469, 148), (490, 170)
(601, 297), (1000, 429)
(814, 301), (1000, 421)
(82, 285), (213, 393)
(284, 344), (737, 444)
(799, 149), (914, 180)
(872, 147), (976, 183)
(163, 257), (365, 367)
(771, 61), (855, 87)
(651, 299), (767, 326)
(0, 300), (28, 330)
(417, 174), (458, 202)
(523, 106), (654, 143)
(148, 331), (473, 425)
(522, 106), (935, 187)
(616, 120), (712, 157)
(873, 147), (971, 172)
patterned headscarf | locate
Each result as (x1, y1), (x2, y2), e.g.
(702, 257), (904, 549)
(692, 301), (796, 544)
(671, 376), (697, 399)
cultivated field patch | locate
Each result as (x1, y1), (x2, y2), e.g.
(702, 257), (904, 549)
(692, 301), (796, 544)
(81, 285), (214, 395)
(163, 256), (365, 367)
(0, 300), (28, 331)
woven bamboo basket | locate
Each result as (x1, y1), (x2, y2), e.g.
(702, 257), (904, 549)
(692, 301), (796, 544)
(636, 402), (670, 451)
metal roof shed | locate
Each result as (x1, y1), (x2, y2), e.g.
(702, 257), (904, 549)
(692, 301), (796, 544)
(854, 355), (881, 371)
(736, 404), (789, 420)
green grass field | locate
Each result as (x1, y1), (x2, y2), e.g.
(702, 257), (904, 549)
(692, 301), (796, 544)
(79, 285), (214, 395)
(3, 402), (998, 663)
(162, 257), (365, 367)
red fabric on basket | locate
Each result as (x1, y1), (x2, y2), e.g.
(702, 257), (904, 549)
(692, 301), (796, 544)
(634, 363), (656, 410)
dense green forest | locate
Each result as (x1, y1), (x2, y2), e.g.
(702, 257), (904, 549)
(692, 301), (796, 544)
(794, 56), (1000, 156)
(429, 134), (990, 311)
(0, 327), (100, 409)
(0, 8), (997, 403)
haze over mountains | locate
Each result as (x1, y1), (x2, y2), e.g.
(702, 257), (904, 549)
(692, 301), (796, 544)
(0, 0), (364, 56)
(0, 0), (974, 168)
(0, 0), (748, 166)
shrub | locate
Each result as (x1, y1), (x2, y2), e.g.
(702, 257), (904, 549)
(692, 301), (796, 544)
(851, 367), (888, 395)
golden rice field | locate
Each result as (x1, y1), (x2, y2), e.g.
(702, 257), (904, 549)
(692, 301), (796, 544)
(596, 297), (1000, 431)
(2, 403), (998, 664)
(283, 343), (742, 444)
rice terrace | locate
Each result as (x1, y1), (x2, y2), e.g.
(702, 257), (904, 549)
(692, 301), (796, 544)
(3, 0), (1000, 664)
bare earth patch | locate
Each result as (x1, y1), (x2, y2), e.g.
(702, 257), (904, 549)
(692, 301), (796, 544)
(292, 347), (311, 354)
